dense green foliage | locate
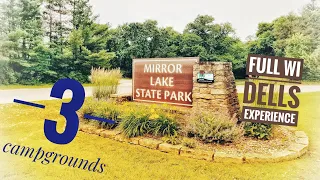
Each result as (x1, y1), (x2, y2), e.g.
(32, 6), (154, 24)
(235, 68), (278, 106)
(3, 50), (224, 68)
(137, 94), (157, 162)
(0, 0), (319, 84)
(0, 0), (115, 84)
(244, 122), (273, 140)
(80, 100), (179, 137)
(119, 111), (178, 138)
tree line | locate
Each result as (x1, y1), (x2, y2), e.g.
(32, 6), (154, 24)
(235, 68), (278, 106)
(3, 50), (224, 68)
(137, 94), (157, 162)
(0, 0), (319, 85)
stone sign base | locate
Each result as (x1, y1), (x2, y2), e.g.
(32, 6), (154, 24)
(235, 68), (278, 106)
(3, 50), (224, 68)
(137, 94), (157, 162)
(192, 62), (240, 122)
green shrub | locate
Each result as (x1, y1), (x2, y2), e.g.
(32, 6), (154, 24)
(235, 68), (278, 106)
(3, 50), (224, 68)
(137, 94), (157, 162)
(119, 110), (179, 138)
(187, 111), (243, 144)
(244, 122), (272, 140)
(151, 114), (178, 136)
(80, 100), (179, 137)
(91, 67), (122, 100)
(81, 99), (96, 117)
(119, 111), (151, 137)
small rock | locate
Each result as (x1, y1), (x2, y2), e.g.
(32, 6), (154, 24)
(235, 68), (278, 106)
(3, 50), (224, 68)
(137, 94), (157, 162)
(295, 131), (307, 138)
(158, 143), (182, 154)
(128, 137), (141, 145)
(287, 143), (308, 156)
(295, 137), (309, 145)
(139, 138), (162, 149)
(100, 130), (121, 139)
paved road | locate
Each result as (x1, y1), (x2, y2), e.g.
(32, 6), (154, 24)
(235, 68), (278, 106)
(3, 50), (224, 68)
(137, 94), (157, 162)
(0, 80), (319, 104)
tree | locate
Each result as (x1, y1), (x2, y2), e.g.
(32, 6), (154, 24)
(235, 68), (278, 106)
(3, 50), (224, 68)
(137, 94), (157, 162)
(0, 0), (19, 34)
(184, 15), (215, 42)
(179, 33), (205, 57)
(157, 27), (180, 57)
(0, 0), (45, 84)
(247, 22), (276, 56)
(229, 40), (248, 79)
(23, 43), (56, 84)
(19, 0), (43, 59)
(306, 46), (320, 80)
(108, 20), (165, 76)
(69, 0), (94, 30)
(285, 33), (314, 79)
(0, 0), (20, 58)
(43, 0), (71, 53)
(299, 0), (320, 49)
(272, 14), (300, 56)
(184, 15), (237, 61)
(183, 15), (247, 77)
(285, 33), (312, 59)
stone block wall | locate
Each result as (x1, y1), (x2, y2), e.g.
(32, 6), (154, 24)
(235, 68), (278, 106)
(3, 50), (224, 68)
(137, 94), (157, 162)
(192, 62), (240, 122)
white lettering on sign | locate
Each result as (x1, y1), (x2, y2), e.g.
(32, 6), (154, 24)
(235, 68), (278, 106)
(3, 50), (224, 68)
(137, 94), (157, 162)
(135, 89), (192, 102)
(144, 64), (183, 74)
(133, 58), (198, 107)
(246, 55), (303, 80)
(284, 60), (301, 77)
(249, 57), (280, 75)
(150, 77), (174, 87)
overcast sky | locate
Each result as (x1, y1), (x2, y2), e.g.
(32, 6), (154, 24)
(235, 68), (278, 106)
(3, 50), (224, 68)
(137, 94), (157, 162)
(89, 0), (311, 41)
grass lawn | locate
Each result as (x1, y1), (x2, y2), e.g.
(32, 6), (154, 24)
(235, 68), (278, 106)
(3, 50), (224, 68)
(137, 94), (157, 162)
(0, 92), (320, 179)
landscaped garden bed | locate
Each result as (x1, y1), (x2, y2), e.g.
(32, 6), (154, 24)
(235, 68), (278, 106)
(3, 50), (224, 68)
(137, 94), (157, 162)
(78, 67), (308, 163)
(78, 98), (308, 163)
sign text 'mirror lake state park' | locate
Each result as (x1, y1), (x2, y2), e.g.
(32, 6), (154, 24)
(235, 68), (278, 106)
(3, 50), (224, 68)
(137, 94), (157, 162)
(133, 58), (199, 106)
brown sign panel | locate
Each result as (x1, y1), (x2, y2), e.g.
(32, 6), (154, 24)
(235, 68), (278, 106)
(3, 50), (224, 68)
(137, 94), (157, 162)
(241, 106), (298, 126)
(132, 57), (199, 107)
(246, 54), (304, 80)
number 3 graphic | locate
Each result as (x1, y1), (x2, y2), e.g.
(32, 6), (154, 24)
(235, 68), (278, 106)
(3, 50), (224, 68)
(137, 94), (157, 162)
(44, 79), (85, 145)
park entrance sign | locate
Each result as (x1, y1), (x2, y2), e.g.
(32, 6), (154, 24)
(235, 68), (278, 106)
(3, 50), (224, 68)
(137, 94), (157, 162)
(132, 57), (199, 107)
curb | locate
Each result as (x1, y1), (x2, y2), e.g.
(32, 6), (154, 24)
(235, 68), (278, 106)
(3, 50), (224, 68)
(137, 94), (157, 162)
(79, 125), (309, 163)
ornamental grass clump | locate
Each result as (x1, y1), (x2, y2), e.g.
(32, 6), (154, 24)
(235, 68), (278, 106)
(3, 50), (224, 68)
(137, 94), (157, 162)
(119, 111), (151, 138)
(80, 100), (179, 134)
(186, 110), (243, 144)
(91, 67), (122, 100)
(119, 107), (179, 138)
